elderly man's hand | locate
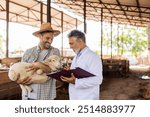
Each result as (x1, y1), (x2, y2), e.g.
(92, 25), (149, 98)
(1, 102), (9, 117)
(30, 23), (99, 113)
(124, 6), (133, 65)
(16, 77), (32, 85)
(60, 73), (75, 84)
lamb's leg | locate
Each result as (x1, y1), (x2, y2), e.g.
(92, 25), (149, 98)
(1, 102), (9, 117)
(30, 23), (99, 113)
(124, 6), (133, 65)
(25, 85), (33, 93)
(20, 84), (28, 97)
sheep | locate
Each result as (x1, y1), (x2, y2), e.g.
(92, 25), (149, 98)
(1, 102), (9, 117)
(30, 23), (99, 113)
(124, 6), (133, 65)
(8, 55), (62, 96)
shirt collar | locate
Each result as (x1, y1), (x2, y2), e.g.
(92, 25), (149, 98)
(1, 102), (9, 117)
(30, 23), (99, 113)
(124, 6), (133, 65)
(77, 46), (88, 55)
(36, 44), (52, 52)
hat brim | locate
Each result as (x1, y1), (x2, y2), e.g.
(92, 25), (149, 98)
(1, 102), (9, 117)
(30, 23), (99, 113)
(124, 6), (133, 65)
(32, 29), (60, 37)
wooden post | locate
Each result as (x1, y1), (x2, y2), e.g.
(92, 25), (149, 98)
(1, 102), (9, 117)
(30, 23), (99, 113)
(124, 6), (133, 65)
(6, 0), (9, 57)
(110, 17), (113, 59)
(47, 0), (51, 23)
(101, 8), (103, 58)
(76, 18), (78, 29)
(83, 0), (86, 33)
(61, 12), (63, 57)
(40, 2), (43, 24)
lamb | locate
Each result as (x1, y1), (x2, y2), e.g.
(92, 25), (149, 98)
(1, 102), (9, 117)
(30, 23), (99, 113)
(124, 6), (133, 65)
(8, 55), (62, 96)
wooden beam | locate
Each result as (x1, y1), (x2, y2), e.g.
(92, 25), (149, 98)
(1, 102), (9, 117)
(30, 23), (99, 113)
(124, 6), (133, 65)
(6, 0), (9, 57)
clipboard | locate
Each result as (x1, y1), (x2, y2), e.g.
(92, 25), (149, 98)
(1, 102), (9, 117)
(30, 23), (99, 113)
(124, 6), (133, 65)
(47, 67), (95, 81)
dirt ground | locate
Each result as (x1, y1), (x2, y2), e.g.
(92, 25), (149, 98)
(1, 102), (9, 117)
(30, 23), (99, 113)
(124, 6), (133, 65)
(101, 65), (150, 100)
(56, 65), (150, 100)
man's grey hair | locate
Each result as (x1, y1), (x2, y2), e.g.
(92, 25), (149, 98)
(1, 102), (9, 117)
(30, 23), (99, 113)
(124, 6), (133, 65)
(68, 30), (86, 43)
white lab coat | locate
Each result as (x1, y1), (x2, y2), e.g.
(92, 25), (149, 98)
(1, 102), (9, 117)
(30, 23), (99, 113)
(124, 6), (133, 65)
(69, 47), (103, 100)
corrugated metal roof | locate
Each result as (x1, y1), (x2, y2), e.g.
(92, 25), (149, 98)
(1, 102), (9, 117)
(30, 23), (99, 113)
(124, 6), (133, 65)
(53, 0), (150, 27)
(0, 0), (82, 32)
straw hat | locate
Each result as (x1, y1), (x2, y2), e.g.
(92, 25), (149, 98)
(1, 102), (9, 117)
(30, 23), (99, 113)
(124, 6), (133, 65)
(33, 22), (60, 37)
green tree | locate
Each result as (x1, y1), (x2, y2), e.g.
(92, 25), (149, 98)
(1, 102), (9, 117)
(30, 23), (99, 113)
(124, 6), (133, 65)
(101, 24), (147, 57)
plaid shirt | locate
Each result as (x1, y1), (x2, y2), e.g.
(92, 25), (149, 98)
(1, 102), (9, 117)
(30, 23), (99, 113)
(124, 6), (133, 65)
(21, 45), (60, 100)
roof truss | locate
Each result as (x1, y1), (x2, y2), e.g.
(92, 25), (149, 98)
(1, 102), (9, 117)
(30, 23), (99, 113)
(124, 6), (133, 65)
(53, 0), (150, 27)
(0, 0), (82, 32)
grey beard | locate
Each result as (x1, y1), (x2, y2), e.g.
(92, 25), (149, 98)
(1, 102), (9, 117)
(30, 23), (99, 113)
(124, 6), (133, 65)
(74, 49), (80, 54)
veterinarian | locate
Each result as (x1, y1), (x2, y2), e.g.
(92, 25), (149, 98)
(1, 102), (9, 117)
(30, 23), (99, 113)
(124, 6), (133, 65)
(17, 22), (60, 100)
(61, 30), (103, 100)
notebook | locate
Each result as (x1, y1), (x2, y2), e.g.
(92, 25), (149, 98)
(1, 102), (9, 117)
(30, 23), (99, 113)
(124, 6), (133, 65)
(47, 67), (95, 81)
